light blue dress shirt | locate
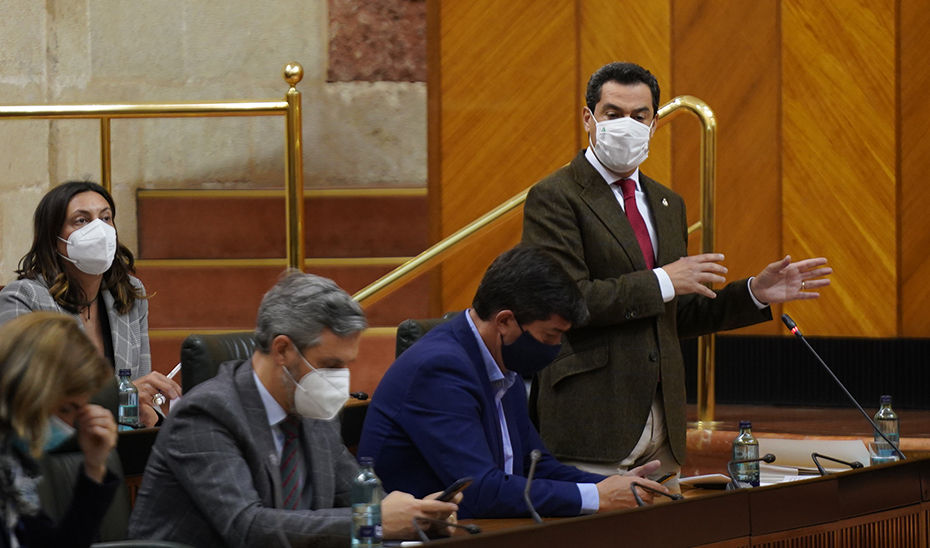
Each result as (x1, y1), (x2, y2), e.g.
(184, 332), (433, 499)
(464, 310), (599, 514)
(253, 370), (313, 507)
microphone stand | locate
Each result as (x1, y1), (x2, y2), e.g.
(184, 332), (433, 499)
(811, 452), (864, 476)
(524, 449), (544, 524)
(783, 315), (906, 460)
(630, 482), (684, 506)
(412, 516), (481, 543)
(727, 454), (776, 490)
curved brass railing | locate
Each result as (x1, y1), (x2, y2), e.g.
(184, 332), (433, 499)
(0, 63), (307, 271)
(354, 95), (720, 423)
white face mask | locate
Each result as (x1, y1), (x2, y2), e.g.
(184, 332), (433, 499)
(589, 113), (653, 174)
(58, 218), (117, 275)
(285, 346), (350, 420)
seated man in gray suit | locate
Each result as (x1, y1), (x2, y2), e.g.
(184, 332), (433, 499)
(128, 271), (458, 548)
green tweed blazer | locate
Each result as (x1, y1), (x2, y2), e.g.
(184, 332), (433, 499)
(522, 150), (771, 465)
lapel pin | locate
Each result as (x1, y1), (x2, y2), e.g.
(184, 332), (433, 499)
(662, 198), (669, 206)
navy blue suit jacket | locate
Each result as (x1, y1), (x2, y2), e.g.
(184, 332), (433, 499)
(357, 312), (605, 519)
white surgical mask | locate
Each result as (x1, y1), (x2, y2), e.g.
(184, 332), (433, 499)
(284, 346), (350, 420)
(589, 113), (653, 174)
(58, 218), (117, 275)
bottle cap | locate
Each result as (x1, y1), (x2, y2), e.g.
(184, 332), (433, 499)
(739, 420), (752, 429)
(881, 395), (892, 404)
(118, 369), (131, 377)
(358, 456), (374, 466)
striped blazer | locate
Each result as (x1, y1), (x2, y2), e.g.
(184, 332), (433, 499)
(0, 275), (151, 379)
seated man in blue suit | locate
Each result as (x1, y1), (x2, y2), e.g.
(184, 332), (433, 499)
(358, 245), (667, 519)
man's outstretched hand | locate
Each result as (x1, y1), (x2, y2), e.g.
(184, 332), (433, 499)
(750, 255), (832, 304)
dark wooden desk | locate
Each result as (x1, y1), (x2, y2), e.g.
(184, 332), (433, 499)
(441, 458), (930, 548)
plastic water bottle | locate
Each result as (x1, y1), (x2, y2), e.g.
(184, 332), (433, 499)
(117, 369), (139, 430)
(351, 457), (383, 547)
(732, 420), (760, 487)
(874, 395), (899, 458)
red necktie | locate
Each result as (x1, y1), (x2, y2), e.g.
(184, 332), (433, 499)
(617, 178), (655, 270)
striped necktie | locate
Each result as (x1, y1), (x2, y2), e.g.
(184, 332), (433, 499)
(280, 415), (304, 510)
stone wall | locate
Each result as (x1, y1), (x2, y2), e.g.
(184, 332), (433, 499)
(0, 0), (426, 281)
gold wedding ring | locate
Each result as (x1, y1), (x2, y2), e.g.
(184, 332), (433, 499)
(801, 280), (806, 291)
(153, 393), (167, 406)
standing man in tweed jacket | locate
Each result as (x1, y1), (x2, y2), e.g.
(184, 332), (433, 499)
(521, 62), (832, 488)
(128, 271), (458, 548)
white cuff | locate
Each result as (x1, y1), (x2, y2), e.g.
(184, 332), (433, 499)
(577, 483), (600, 514)
(747, 277), (768, 309)
(654, 268), (675, 303)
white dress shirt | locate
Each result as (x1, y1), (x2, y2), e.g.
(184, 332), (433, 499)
(584, 148), (766, 309)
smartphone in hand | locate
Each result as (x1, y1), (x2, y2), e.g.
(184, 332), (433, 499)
(437, 476), (474, 502)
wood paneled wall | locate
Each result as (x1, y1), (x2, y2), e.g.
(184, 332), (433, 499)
(428, 0), (929, 338)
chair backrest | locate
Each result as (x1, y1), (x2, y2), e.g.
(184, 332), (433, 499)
(180, 331), (257, 393)
(395, 312), (460, 358)
(37, 449), (131, 542)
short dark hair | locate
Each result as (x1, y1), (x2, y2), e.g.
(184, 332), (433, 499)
(472, 244), (588, 327)
(585, 62), (660, 116)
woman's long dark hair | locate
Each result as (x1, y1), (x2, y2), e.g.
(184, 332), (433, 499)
(15, 181), (146, 315)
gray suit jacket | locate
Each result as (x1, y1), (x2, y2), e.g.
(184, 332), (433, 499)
(0, 276), (151, 379)
(522, 150), (771, 465)
(127, 359), (359, 548)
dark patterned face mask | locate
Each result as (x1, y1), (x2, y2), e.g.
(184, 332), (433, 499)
(499, 326), (562, 376)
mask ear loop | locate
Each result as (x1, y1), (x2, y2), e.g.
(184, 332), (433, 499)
(290, 344), (347, 393)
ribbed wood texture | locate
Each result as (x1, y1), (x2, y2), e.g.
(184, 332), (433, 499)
(431, 0), (578, 311)
(751, 507), (924, 547)
(430, 0), (927, 338)
(781, 0), (896, 337)
(900, 0), (930, 337)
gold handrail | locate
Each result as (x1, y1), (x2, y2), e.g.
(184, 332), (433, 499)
(656, 96), (718, 426)
(0, 63), (306, 270)
(354, 95), (719, 423)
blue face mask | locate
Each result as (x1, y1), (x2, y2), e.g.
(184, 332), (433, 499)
(499, 325), (562, 377)
(13, 415), (76, 455)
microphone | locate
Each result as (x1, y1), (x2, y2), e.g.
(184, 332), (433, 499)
(810, 452), (864, 476)
(727, 453), (776, 490)
(350, 391), (369, 401)
(412, 516), (481, 543)
(524, 449), (543, 524)
(630, 482), (685, 506)
(782, 314), (906, 460)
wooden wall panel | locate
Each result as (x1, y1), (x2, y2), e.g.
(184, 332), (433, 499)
(431, 0), (927, 339)
(900, 0), (930, 337)
(579, 0), (671, 186)
(672, 0), (782, 335)
(430, 0), (578, 312)
(781, 0), (897, 337)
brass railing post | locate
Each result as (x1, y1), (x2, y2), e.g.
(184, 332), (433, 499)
(100, 117), (112, 193)
(0, 62), (303, 271)
(283, 63), (305, 271)
(656, 96), (718, 425)
(354, 95), (719, 423)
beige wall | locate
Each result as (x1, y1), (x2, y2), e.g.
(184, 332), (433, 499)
(0, 0), (426, 282)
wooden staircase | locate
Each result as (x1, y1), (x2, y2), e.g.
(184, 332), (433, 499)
(135, 188), (430, 396)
